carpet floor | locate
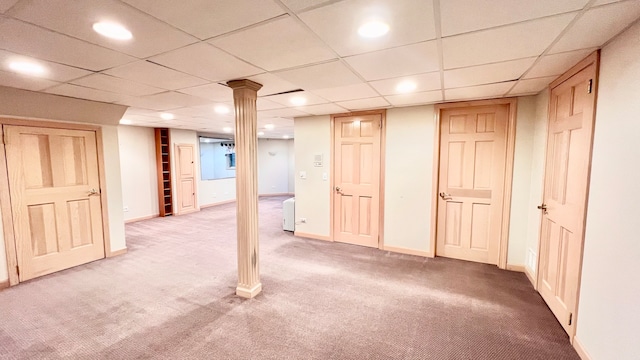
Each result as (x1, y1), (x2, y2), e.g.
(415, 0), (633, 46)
(0, 196), (579, 359)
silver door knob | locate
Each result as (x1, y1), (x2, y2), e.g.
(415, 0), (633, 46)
(439, 192), (452, 200)
(88, 188), (100, 196)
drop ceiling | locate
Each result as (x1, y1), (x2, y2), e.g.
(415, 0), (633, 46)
(0, 0), (638, 139)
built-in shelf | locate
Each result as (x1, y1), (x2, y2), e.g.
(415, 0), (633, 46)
(155, 128), (173, 217)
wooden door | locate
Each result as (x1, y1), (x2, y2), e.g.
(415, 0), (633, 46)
(176, 143), (196, 214)
(537, 54), (598, 337)
(4, 125), (105, 281)
(436, 105), (509, 264)
(333, 114), (381, 248)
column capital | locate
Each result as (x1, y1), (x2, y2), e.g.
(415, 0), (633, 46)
(227, 79), (263, 92)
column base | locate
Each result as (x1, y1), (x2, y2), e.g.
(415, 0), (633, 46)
(236, 283), (262, 299)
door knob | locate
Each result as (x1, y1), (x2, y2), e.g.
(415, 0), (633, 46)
(335, 186), (343, 194)
(537, 203), (548, 214)
(88, 188), (100, 196)
(439, 192), (452, 200)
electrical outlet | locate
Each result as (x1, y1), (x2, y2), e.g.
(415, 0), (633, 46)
(123, 206), (129, 212)
(300, 218), (307, 223)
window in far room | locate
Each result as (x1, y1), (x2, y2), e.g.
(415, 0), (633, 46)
(199, 137), (235, 180)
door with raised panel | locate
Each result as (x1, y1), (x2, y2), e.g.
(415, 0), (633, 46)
(537, 54), (598, 338)
(436, 105), (509, 264)
(176, 143), (196, 214)
(4, 125), (105, 281)
(333, 114), (381, 248)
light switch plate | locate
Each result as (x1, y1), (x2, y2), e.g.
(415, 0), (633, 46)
(299, 171), (307, 179)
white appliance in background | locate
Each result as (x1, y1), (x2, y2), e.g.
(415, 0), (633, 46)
(283, 197), (295, 232)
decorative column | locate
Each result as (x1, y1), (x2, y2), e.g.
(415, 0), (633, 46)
(227, 79), (263, 298)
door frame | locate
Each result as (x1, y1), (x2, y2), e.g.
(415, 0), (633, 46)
(534, 51), (600, 342)
(0, 117), (113, 287)
(329, 109), (386, 248)
(173, 143), (199, 215)
(429, 99), (518, 269)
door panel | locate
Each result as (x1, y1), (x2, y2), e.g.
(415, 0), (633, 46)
(537, 56), (598, 337)
(176, 144), (197, 214)
(333, 114), (381, 248)
(436, 105), (509, 265)
(4, 125), (105, 281)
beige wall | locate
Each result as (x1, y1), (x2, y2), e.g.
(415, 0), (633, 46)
(383, 105), (435, 253)
(574, 21), (640, 360)
(294, 99), (542, 266)
(118, 126), (159, 221)
(294, 115), (332, 237)
(0, 91), (127, 283)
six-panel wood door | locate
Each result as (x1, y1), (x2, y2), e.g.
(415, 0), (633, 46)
(4, 125), (105, 281)
(333, 114), (381, 248)
(176, 143), (196, 214)
(436, 105), (509, 264)
(537, 57), (597, 337)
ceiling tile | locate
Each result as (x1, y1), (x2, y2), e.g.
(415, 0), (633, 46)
(0, 18), (134, 71)
(0, 0), (18, 13)
(8, 0), (198, 58)
(550, 1), (640, 53)
(120, 0), (284, 40)
(149, 43), (262, 82)
(369, 72), (441, 96)
(263, 91), (328, 107)
(211, 16), (336, 71)
(72, 73), (164, 97)
(177, 83), (233, 102)
(137, 92), (212, 109)
(445, 82), (515, 101)
(257, 98), (285, 111)
(444, 57), (536, 88)
(0, 69), (59, 91)
(336, 97), (390, 111)
(104, 61), (208, 90)
(297, 103), (348, 115)
(440, 0), (589, 36)
(280, 0), (334, 12)
(385, 90), (442, 106)
(509, 76), (557, 95)
(299, 0), (436, 56)
(258, 108), (310, 119)
(249, 73), (299, 96)
(310, 83), (379, 102)
(170, 104), (233, 119)
(591, 0), (623, 5)
(45, 84), (127, 103)
(275, 60), (363, 90)
(344, 41), (439, 81)
(0, 49), (92, 82)
(524, 48), (596, 79)
(442, 13), (575, 69)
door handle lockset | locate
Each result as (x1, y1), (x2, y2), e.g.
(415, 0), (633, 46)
(537, 203), (548, 214)
(439, 192), (452, 200)
(88, 188), (100, 196)
(335, 186), (344, 194)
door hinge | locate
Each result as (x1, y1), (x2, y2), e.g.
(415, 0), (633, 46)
(16, 265), (19, 276)
(1, 133), (6, 146)
(379, 120), (382, 129)
(587, 79), (593, 94)
(568, 313), (573, 326)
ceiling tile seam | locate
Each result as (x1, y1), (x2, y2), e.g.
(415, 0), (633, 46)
(69, 74), (167, 96)
(341, 39), (439, 60)
(440, 8), (587, 39)
(598, 13), (640, 50)
(442, 56), (538, 72)
(287, 0), (348, 15)
(433, 0), (446, 101)
(200, 13), (290, 43)
(0, 49), (100, 82)
(508, 0), (597, 95)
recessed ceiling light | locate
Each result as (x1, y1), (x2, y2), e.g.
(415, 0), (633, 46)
(290, 96), (307, 106)
(160, 113), (174, 120)
(93, 22), (133, 41)
(358, 21), (389, 38)
(257, 131), (265, 136)
(265, 124), (275, 130)
(215, 105), (230, 114)
(396, 81), (417, 93)
(223, 127), (232, 133)
(119, 118), (132, 125)
(8, 61), (46, 76)
(283, 135), (290, 139)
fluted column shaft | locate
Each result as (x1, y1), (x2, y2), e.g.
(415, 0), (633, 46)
(227, 79), (263, 298)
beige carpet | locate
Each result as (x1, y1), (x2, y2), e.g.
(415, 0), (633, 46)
(0, 196), (579, 359)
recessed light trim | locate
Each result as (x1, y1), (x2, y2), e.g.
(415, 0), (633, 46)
(223, 127), (232, 133)
(358, 21), (389, 38)
(119, 118), (132, 125)
(265, 124), (275, 130)
(8, 61), (46, 76)
(396, 81), (417, 94)
(257, 131), (265, 136)
(290, 96), (307, 106)
(93, 22), (133, 41)
(215, 105), (230, 114)
(283, 135), (290, 139)
(160, 113), (174, 120)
